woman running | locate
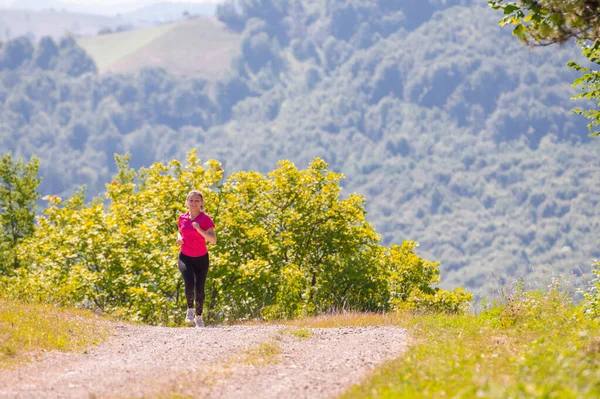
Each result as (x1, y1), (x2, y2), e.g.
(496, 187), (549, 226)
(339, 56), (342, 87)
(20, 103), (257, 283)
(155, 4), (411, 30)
(176, 190), (217, 327)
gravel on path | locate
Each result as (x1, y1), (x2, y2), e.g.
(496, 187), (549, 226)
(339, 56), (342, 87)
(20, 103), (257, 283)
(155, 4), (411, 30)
(0, 323), (407, 399)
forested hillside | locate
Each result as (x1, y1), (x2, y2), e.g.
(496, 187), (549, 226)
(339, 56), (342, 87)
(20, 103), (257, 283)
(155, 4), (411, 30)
(1, 0), (599, 294)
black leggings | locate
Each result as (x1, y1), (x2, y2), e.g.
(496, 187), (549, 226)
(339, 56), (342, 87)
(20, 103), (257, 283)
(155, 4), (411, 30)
(178, 252), (209, 316)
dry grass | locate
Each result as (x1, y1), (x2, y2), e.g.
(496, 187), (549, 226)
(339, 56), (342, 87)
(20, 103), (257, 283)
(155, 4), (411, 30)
(0, 299), (111, 369)
(77, 21), (179, 72)
(274, 311), (413, 329)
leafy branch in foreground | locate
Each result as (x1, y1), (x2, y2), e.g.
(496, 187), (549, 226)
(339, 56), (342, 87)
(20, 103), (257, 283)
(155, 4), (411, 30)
(488, 0), (600, 136)
(489, 0), (600, 45)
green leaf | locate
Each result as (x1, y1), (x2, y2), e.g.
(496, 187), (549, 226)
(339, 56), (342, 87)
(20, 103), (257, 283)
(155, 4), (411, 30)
(512, 24), (525, 37)
(503, 4), (521, 15)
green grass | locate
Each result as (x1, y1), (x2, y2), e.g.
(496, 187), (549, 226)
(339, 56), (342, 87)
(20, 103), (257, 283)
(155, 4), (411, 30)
(339, 290), (600, 399)
(0, 299), (111, 369)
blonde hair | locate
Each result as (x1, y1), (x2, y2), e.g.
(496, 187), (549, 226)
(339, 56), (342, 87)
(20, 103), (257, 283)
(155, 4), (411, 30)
(186, 190), (206, 212)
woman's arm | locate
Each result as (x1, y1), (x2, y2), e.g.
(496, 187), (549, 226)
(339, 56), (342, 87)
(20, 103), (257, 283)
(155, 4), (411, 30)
(203, 227), (217, 244)
(192, 223), (217, 244)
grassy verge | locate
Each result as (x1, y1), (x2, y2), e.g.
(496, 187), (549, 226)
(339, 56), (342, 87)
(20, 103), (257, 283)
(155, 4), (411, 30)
(0, 299), (111, 369)
(340, 289), (600, 398)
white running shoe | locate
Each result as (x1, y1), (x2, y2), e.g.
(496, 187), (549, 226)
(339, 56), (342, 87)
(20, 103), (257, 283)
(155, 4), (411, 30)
(185, 308), (195, 324)
(195, 314), (204, 328)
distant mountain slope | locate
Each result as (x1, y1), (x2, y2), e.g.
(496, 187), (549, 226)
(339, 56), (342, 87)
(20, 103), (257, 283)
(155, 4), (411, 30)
(202, 2), (600, 292)
(0, 8), (129, 40)
(1, 0), (599, 296)
(77, 17), (240, 79)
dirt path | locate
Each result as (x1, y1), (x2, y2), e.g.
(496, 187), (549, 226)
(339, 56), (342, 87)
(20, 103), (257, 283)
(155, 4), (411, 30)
(0, 323), (407, 399)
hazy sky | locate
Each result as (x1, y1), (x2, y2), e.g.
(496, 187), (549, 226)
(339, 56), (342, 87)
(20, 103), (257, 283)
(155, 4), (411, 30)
(58, 0), (218, 4)
(1, 0), (220, 15)
(0, 0), (219, 3)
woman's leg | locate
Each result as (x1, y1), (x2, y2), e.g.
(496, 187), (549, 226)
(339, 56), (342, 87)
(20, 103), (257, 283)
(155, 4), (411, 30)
(193, 254), (210, 316)
(178, 253), (196, 310)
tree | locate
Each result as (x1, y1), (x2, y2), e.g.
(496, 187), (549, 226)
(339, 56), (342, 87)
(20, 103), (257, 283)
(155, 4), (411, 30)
(5, 151), (472, 325)
(216, 1), (246, 32)
(0, 153), (40, 274)
(8, 151), (222, 324)
(0, 36), (34, 70)
(33, 37), (59, 70)
(209, 158), (387, 320)
(98, 27), (113, 36)
(55, 37), (97, 77)
(488, 0), (600, 136)
(216, 0), (291, 42)
(488, 0), (600, 45)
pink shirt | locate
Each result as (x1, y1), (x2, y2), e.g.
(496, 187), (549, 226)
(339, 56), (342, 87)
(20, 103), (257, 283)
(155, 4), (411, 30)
(178, 212), (215, 257)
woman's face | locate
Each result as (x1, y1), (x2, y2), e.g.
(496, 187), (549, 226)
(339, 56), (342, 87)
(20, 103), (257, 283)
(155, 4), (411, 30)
(187, 194), (203, 211)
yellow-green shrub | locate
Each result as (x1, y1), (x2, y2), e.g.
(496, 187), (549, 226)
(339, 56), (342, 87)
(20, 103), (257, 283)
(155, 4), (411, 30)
(3, 151), (471, 324)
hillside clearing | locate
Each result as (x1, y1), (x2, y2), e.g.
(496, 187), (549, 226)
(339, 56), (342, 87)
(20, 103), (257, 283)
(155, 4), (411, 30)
(77, 21), (178, 72)
(77, 17), (241, 79)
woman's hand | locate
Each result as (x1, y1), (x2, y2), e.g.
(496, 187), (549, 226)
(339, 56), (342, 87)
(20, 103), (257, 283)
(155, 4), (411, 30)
(176, 237), (183, 246)
(192, 222), (217, 244)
